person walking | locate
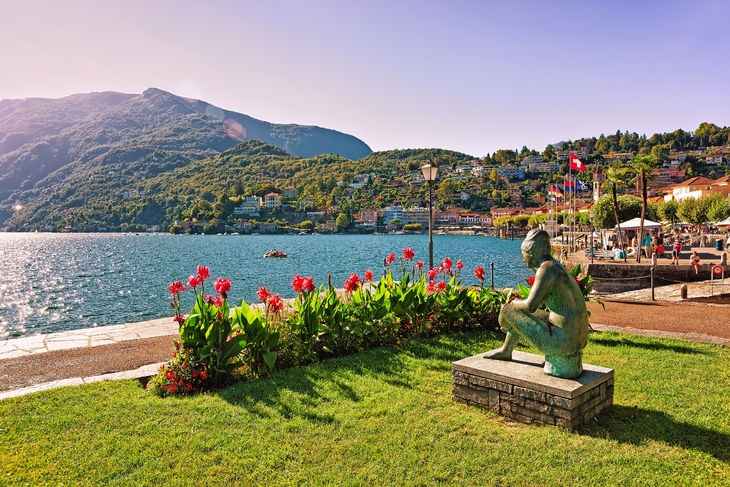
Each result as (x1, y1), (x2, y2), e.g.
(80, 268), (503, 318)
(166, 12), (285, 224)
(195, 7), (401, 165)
(672, 236), (682, 265)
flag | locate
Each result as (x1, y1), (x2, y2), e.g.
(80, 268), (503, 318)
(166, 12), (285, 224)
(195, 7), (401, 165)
(569, 152), (586, 171)
(564, 178), (576, 192)
(577, 179), (589, 192)
(549, 186), (563, 198)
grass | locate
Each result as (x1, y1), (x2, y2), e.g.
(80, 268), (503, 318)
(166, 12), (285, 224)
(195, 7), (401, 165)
(1, 331), (729, 486)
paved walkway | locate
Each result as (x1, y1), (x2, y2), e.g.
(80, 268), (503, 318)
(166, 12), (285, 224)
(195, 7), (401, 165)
(1, 279), (728, 400)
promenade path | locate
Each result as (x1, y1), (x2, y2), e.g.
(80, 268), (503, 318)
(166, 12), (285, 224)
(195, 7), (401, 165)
(1, 277), (728, 400)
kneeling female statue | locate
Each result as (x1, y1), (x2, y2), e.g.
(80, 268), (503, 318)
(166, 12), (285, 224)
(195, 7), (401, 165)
(485, 229), (589, 378)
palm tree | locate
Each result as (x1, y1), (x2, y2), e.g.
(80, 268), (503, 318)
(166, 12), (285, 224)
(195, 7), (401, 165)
(602, 164), (631, 262)
(631, 155), (656, 263)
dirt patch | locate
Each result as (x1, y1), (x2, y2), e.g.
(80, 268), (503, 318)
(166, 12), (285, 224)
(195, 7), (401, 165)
(0, 335), (176, 392)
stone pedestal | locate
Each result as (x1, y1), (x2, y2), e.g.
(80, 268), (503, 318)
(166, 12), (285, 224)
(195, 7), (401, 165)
(452, 351), (613, 430)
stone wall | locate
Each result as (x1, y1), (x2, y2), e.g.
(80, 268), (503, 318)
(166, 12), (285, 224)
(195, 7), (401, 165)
(586, 263), (729, 294)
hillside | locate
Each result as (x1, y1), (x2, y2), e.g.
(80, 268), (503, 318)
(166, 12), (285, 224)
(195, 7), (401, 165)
(0, 88), (372, 226)
(2, 143), (473, 231)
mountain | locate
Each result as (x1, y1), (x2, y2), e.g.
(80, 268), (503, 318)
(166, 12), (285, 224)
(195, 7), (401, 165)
(0, 88), (372, 226)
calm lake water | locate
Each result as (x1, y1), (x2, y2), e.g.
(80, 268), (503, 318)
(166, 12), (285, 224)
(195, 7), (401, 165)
(0, 233), (530, 338)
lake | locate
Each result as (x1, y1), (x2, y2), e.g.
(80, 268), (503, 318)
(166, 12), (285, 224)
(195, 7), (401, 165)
(0, 233), (531, 338)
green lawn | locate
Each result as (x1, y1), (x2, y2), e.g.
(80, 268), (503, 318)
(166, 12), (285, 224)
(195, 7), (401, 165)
(1, 331), (729, 486)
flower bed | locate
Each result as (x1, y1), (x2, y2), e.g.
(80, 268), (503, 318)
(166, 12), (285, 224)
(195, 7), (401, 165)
(148, 249), (511, 396)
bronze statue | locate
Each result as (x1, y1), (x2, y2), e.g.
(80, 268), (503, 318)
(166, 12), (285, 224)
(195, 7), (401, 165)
(485, 229), (589, 378)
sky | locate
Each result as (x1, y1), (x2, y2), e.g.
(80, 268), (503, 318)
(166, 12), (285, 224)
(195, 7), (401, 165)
(2, 0), (730, 157)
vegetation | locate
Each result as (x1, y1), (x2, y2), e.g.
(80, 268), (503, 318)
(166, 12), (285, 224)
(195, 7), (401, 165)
(1, 331), (728, 486)
(149, 253), (509, 396)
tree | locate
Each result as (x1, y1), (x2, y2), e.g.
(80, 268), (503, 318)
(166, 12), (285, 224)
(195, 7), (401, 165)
(601, 165), (631, 259)
(650, 144), (669, 165)
(657, 200), (679, 225)
(335, 213), (351, 230)
(592, 194), (643, 230)
(435, 178), (457, 207)
(631, 155), (656, 262)
(707, 196), (730, 223)
(299, 220), (314, 230)
(543, 144), (556, 161)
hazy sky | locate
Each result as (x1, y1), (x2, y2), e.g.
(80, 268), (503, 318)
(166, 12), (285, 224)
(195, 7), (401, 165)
(2, 0), (729, 157)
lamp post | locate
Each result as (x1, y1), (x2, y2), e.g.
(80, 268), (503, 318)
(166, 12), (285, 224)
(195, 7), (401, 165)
(421, 161), (439, 270)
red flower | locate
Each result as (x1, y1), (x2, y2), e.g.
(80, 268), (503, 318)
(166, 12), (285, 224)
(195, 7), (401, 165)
(173, 314), (185, 325)
(427, 280), (437, 293)
(213, 277), (231, 295)
(442, 257), (453, 270)
(364, 270), (373, 281)
(427, 268), (438, 280)
(403, 248), (415, 261)
(199, 370), (207, 380)
(291, 275), (315, 294)
(417, 261), (424, 269)
(257, 286), (271, 303)
(197, 265), (211, 280)
(574, 276), (582, 288)
(343, 273), (361, 293)
(267, 294), (284, 313)
(168, 281), (187, 295)
(526, 276), (536, 286)
(385, 253), (396, 265)
(187, 275), (203, 289)
(204, 294), (223, 307)
(436, 281), (447, 292)
(474, 266), (486, 281)
(456, 260), (464, 270)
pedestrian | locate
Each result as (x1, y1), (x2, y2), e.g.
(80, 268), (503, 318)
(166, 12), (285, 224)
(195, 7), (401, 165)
(672, 236), (682, 265)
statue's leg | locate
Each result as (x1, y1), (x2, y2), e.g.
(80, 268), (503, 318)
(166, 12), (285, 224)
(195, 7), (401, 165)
(484, 303), (525, 360)
(494, 304), (584, 378)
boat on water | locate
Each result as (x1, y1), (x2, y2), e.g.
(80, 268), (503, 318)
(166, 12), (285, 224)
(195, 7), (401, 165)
(264, 249), (288, 258)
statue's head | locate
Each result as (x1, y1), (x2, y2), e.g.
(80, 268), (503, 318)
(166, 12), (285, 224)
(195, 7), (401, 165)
(521, 229), (552, 267)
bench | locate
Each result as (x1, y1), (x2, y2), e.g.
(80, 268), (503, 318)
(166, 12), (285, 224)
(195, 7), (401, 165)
(585, 248), (615, 261)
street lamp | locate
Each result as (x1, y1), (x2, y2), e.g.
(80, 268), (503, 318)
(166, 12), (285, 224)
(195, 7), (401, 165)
(421, 161), (439, 269)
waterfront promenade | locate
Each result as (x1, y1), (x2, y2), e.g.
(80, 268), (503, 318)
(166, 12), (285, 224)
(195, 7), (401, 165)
(1, 279), (729, 400)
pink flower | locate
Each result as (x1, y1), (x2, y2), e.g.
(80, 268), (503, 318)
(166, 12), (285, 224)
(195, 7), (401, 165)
(168, 281), (187, 295)
(427, 268), (438, 280)
(474, 266), (486, 282)
(257, 286), (271, 303)
(187, 275), (203, 289)
(456, 260), (464, 270)
(196, 265), (211, 280)
(364, 270), (373, 281)
(403, 248), (415, 261)
(417, 261), (425, 269)
(204, 294), (223, 307)
(385, 253), (396, 265)
(213, 277), (231, 295)
(343, 273), (361, 293)
(442, 257), (453, 270)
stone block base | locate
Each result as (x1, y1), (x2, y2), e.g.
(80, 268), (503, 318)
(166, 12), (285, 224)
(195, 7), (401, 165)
(452, 351), (613, 430)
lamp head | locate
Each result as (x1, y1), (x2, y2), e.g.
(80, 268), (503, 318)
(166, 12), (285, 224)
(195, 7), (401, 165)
(421, 163), (438, 182)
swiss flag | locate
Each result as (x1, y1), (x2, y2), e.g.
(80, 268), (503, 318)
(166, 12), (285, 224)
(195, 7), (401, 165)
(570, 152), (586, 171)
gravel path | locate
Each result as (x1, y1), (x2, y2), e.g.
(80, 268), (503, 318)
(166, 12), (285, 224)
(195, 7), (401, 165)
(0, 336), (175, 392)
(587, 299), (730, 340)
